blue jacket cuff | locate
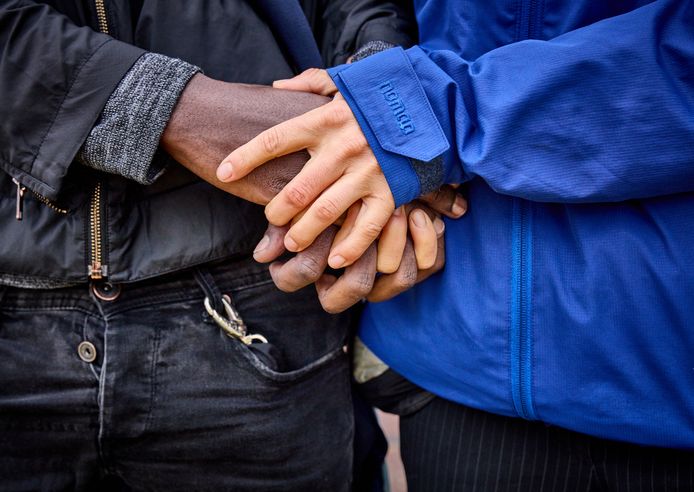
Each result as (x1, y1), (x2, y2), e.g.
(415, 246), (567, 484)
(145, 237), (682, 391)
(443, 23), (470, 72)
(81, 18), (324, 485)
(328, 47), (450, 206)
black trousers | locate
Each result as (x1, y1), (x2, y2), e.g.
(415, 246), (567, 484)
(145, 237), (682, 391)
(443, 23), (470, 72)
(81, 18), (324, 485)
(0, 258), (355, 491)
(400, 398), (694, 492)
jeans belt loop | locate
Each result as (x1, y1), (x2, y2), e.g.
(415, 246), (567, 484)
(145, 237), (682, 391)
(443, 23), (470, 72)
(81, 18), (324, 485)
(193, 267), (223, 314)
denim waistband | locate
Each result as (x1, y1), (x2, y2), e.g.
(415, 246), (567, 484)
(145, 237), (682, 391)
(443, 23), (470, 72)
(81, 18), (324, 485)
(0, 256), (273, 318)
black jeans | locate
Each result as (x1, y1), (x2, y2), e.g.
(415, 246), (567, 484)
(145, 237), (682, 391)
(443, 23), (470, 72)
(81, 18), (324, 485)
(0, 257), (354, 491)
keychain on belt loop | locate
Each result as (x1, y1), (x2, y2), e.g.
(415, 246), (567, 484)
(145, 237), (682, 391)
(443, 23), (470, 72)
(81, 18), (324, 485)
(204, 294), (268, 345)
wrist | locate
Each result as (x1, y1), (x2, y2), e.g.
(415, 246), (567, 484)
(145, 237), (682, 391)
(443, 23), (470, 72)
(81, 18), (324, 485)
(160, 73), (217, 162)
(162, 74), (331, 164)
(161, 75), (331, 204)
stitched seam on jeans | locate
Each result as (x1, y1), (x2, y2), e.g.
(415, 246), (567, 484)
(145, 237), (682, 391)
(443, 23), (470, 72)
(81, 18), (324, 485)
(227, 341), (347, 385)
(0, 307), (97, 317)
(99, 279), (276, 317)
(145, 323), (162, 432)
(99, 294), (206, 317)
(82, 313), (101, 382)
(0, 420), (97, 432)
(227, 278), (275, 291)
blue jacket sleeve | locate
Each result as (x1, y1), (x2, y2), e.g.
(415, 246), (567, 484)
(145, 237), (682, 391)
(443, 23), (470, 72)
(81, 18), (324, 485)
(328, 0), (694, 206)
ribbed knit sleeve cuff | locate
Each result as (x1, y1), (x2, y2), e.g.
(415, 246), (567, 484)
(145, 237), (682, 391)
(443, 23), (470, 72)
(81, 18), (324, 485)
(351, 40), (396, 63)
(77, 53), (200, 184)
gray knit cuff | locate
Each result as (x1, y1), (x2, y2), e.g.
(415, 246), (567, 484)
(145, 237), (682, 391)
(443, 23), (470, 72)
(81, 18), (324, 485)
(77, 53), (200, 185)
(351, 40), (396, 63)
(412, 157), (445, 195)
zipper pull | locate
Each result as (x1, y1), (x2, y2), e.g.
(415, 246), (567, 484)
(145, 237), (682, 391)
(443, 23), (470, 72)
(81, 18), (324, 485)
(89, 261), (105, 280)
(11, 178), (26, 220)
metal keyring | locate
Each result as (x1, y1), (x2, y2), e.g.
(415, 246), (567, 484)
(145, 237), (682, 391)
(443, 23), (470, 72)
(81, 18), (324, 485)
(204, 296), (268, 345)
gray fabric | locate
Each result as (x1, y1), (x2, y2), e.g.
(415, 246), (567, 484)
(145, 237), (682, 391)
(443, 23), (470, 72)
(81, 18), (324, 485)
(350, 40), (395, 63)
(412, 156), (445, 195)
(77, 53), (200, 185)
(353, 337), (389, 384)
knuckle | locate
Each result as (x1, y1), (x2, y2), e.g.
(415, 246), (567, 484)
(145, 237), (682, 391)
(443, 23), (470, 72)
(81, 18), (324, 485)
(348, 271), (374, 297)
(285, 182), (311, 208)
(294, 256), (322, 283)
(338, 135), (368, 158)
(304, 67), (322, 78)
(268, 176), (289, 196)
(260, 128), (282, 156)
(361, 221), (383, 241)
(314, 197), (341, 221)
(323, 101), (351, 127)
(307, 68), (325, 84)
(396, 264), (418, 290)
(315, 226), (338, 246)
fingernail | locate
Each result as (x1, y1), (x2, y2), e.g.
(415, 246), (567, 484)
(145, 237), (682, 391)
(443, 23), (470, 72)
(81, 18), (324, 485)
(393, 206), (404, 217)
(217, 162), (233, 182)
(434, 217), (446, 235)
(273, 79), (288, 88)
(285, 236), (299, 252)
(268, 262), (283, 278)
(452, 196), (467, 216)
(329, 255), (346, 269)
(253, 235), (270, 255)
(411, 210), (427, 228)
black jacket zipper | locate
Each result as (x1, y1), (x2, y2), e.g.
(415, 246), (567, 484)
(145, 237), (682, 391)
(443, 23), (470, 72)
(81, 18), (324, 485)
(88, 0), (109, 280)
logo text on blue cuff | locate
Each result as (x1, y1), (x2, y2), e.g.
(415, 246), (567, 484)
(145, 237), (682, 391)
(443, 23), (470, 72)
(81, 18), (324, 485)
(379, 81), (415, 135)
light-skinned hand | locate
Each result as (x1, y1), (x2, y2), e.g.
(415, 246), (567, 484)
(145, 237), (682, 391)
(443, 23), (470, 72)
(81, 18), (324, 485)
(218, 69), (394, 271)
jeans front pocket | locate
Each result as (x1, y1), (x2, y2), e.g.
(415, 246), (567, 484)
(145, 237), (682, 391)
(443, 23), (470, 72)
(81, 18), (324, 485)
(213, 271), (356, 384)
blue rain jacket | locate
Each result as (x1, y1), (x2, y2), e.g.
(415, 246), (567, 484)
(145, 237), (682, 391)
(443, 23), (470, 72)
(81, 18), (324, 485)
(328, 0), (694, 447)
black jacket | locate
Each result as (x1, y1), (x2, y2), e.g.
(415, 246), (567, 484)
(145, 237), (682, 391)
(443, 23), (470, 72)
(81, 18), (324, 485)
(0, 0), (415, 285)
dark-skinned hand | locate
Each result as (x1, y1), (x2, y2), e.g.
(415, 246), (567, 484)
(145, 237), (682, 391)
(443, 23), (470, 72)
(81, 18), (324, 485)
(254, 185), (466, 313)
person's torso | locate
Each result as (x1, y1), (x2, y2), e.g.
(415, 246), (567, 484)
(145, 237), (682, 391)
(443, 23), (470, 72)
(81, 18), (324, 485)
(0, 0), (310, 285)
(361, 0), (694, 448)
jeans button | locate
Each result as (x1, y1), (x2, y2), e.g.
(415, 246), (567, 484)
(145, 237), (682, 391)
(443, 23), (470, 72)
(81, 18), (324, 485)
(77, 341), (97, 363)
(91, 281), (121, 301)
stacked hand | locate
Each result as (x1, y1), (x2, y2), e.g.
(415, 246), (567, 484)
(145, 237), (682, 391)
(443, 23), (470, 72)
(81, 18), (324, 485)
(252, 188), (464, 312)
(214, 69), (467, 312)
(163, 71), (465, 313)
(217, 69), (392, 270)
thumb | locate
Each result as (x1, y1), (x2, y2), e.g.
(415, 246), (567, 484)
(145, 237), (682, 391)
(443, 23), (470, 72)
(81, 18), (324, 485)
(253, 224), (290, 263)
(273, 68), (338, 96)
